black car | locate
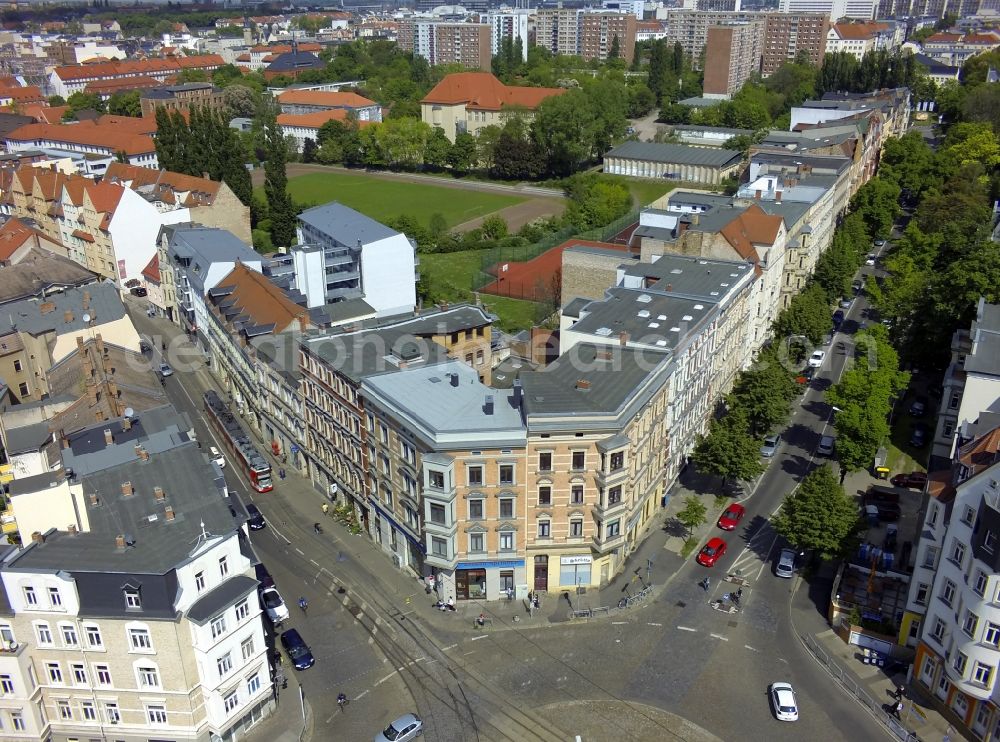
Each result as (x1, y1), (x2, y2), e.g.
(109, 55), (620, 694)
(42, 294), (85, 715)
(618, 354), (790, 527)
(255, 562), (275, 590)
(245, 503), (266, 530)
(910, 423), (930, 448)
(832, 309), (845, 330)
(130, 286), (148, 297)
(909, 397), (928, 417)
(280, 629), (315, 670)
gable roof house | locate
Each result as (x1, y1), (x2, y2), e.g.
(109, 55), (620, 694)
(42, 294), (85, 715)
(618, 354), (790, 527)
(4, 115), (159, 168)
(0, 217), (66, 265)
(47, 54), (225, 98)
(420, 72), (566, 142)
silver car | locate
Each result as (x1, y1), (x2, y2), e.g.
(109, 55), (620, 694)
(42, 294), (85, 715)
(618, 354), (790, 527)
(760, 434), (781, 458)
(375, 713), (422, 742)
(775, 548), (796, 579)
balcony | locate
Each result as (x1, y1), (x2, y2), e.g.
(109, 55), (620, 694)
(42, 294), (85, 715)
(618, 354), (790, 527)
(593, 531), (626, 553)
(593, 497), (628, 519)
(0, 509), (16, 535)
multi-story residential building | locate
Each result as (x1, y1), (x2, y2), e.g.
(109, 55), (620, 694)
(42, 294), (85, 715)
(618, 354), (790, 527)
(0, 217), (65, 266)
(298, 304), (494, 506)
(487, 9), (530, 60)
(664, 10), (758, 68)
(362, 360), (527, 600)
(906, 426), (1000, 741)
(0, 283), (141, 403)
(138, 82), (227, 119)
(761, 13), (829, 76)
(397, 20), (492, 71)
(603, 0), (646, 18)
(0, 250), (96, 307)
(826, 21), (890, 61)
(777, 0), (877, 20)
(636, 20), (668, 41)
(703, 22), (763, 97)
(534, 9), (584, 57)
(923, 31), (1000, 67)
(580, 12), (638, 63)
(0, 408), (273, 741)
(5, 116), (159, 169)
(162, 226), (263, 340)
(421, 72), (565, 142)
(47, 55), (225, 98)
(202, 262), (317, 474)
(933, 299), (1000, 460)
(293, 202), (417, 316)
(276, 89), (382, 121)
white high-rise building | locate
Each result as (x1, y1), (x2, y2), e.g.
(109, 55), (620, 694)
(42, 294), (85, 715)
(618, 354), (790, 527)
(488, 10), (530, 60)
(777, 0), (876, 20)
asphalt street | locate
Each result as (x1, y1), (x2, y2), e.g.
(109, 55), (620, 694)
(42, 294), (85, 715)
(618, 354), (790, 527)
(125, 264), (892, 741)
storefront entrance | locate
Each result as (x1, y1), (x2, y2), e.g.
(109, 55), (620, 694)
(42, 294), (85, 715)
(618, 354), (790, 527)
(533, 555), (548, 591)
(456, 568), (487, 599)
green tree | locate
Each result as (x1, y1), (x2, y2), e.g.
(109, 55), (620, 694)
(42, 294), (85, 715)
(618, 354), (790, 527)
(107, 90), (141, 117)
(772, 466), (858, 558)
(301, 137), (317, 164)
(491, 126), (546, 180)
(63, 91), (105, 120)
(689, 413), (765, 489)
(481, 215), (508, 241)
(423, 126), (452, 171)
(675, 495), (707, 538)
(47, 95), (65, 106)
(447, 131), (478, 174)
(261, 97), (296, 247)
(222, 85), (258, 118)
(727, 352), (797, 437)
(563, 174), (631, 230)
(609, 34), (621, 60)
(774, 284), (833, 347)
(533, 89), (595, 176)
(428, 212), (448, 238)
(627, 85), (656, 118)
(850, 178), (901, 240)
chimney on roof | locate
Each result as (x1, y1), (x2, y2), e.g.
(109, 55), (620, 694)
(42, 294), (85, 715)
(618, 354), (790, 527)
(512, 378), (523, 408)
(63, 309), (73, 323)
(30, 531), (43, 544)
(666, 284), (672, 292)
(450, 373), (459, 387)
(39, 301), (55, 314)
(89, 493), (99, 507)
(775, 191), (782, 203)
(82, 290), (90, 310)
(484, 394), (494, 415)
(754, 189), (761, 200)
(165, 506), (175, 521)
(67, 524), (77, 535)
(575, 379), (591, 391)
(153, 486), (165, 501)
(76, 335), (84, 350)
(138, 447), (149, 462)
(103, 428), (113, 445)
(115, 534), (126, 549)
(122, 415), (132, 431)
(61, 435), (70, 449)
(121, 481), (134, 496)
(619, 331), (629, 346)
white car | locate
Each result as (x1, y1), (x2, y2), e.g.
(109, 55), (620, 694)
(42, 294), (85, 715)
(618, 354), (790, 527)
(865, 254), (877, 266)
(807, 350), (826, 368)
(775, 548), (796, 579)
(209, 446), (226, 469)
(770, 682), (799, 721)
(260, 587), (289, 624)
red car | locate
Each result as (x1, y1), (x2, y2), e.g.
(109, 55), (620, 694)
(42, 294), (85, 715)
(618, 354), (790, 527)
(696, 537), (727, 567)
(717, 503), (746, 531)
(891, 472), (928, 490)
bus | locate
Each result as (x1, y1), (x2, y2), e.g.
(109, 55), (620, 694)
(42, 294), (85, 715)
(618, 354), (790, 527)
(203, 390), (273, 493)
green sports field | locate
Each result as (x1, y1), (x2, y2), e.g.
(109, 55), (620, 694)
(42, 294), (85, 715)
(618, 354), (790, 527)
(283, 172), (526, 229)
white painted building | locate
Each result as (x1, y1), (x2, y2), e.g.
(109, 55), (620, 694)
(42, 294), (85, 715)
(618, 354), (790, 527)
(777, 0), (876, 20)
(487, 9), (530, 59)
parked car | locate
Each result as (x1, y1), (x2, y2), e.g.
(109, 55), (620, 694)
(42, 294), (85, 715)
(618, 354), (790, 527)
(910, 423), (929, 448)
(866, 254), (877, 265)
(909, 397), (927, 417)
(769, 682), (799, 721)
(891, 472), (928, 490)
(375, 713), (423, 742)
(807, 350), (826, 368)
(874, 239), (887, 247)
(245, 503), (266, 531)
(865, 502), (901, 522)
(260, 587), (289, 624)
(775, 548), (796, 578)
(839, 297), (852, 308)
(158, 362), (173, 378)
(209, 446), (226, 469)
(852, 279), (864, 294)
(717, 503), (745, 531)
(817, 435), (835, 457)
(864, 487), (900, 505)
(255, 562), (275, 590)
(280, 629), (315, 670)
(760, 434), (781, 458)
(129, 286), (148, 297)
(832, 309), (845, 329)
(696, 537), (727, 567)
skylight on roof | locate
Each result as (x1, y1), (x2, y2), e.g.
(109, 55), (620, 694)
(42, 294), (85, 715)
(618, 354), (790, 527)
(682, 315), (693, 322)
(648, 322), (659, 328)
(595, 327), (613, 336)
(656, 339), (668, 346)
(693, 304), (704, 310)
(637, 310), (650, 318)
(670, 268), (683, 274)
(657, 315), (666, 321)
(637, 294), (652, 303)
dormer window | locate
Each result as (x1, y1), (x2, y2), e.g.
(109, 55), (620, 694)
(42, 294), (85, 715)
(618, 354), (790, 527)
(124, 587), (141, 609)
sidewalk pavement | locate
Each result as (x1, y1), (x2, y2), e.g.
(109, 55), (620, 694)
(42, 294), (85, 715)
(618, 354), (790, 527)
(787, 466), (956, 742)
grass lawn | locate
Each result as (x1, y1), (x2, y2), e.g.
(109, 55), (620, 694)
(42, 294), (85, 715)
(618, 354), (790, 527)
(600, 174), (677, 209)
(481, 295), (544, 333)
(280, 172), (525, 229)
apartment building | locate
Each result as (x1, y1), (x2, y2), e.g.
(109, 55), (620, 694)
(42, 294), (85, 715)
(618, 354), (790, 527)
(397, 20), (492, 71)
(421, 72), (565, 142)
(362, 361), (526, 600)
(294, 202), (417, 316)
(5, 117), (158, 169)
(761, 13), (829, 76)
(138, 82), (227, 119)
(923, 31), (1000, 67)
(0, 283), (141, 404)
(0, 251), (96, 307)
(664, 10), (759, 68)
(487, 9), (530, 60)
(933, 299), (1000, 460)
(534, 9), (584, 57)
(703, 22), (763, 97)
(906, 427), (1000, 741)
(0, 409), (273, 742)
(0, 217), (64, 266)
(826, 21), (890, 61)
(776, 0), (877, 20)
(298, 305), (494, 507)
(47, 55), (225, 98)
(276, 89), (382, 121)
(580, 12), (638, 63)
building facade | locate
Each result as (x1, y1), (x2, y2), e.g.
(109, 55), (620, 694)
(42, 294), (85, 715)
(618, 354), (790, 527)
(397, 20), (492, 71)
(703, 23), (763, 97)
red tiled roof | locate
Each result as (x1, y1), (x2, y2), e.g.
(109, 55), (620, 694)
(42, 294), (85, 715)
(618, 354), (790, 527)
(0, 85), (45, 104)
(214, 262), (312, 333)
(925, 32), (962, 43)
(277, 89), (377, 108)
(22, 104), (67, 124)
(719, 204), (784, 270)
(85, 76), (160, 95)
(0, 217), (54, 261)
(104, 162), (221, 206)
(7, 120), (155, 155)
(277, 109), (376, 129)
(964, 32), (1000, 44)
(53, 54), (224, 82)
(142, 254), (160, 282)
(85, 181), (125, 215)
(832, 22), (888, 40)
(72, 229), (95, 243)
(421, 72), (566, 112)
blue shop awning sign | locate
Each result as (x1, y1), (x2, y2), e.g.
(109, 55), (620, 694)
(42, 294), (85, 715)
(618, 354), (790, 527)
(456, 560), (525, 570)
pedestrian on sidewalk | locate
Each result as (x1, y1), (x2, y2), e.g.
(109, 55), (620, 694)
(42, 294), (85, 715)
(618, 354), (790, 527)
(321, 502), (330, 517)
(890, 700), (903, 719)
(700, 577), (710, 591)
(895, 684), (905, 700)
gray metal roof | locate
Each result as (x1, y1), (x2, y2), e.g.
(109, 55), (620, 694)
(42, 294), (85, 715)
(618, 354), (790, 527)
(750, 151), (852, 175)
(678, 96), (724, 108)
(169, 227), (259, 298)
(9, 442), (238, 574)
(519, 343), (671, 417)
(303, 305), (492, 382)
(187, 574), (257, 624)
(298, 202), (399, 247)
(672, 125), (752, 136)
(618, 254), (754, 301)
(0, 282), (124, 337)
(562, 296), (592, 319)
(362, 360), (524, 446)
(966, 327), (1000, 377)
(4, 420), (53, 455)
(606, 141), (743, 168)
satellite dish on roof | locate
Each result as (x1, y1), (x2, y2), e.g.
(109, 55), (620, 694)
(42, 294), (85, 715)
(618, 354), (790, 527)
(82, 313), (91, 324)
(123, 407), (135, 419)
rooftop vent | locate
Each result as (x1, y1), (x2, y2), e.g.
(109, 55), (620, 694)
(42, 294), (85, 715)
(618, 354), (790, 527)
(121, 481), (134, 496)
(153, 486), (165, 501)
(682, 315), (693, 322)
(165, 506), (175, 521)
(575, 379), (591, 391)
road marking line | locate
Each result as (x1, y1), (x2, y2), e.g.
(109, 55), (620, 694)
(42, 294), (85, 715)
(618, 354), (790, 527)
(677, 625), (697, 632)
(355, 690), (369, 700)
(470, 634), (488, 641)
(373, 659), (423, 686)
(294, 548), (305, 556)
(745, 645), (759, 652)
(309, 559), (319, 567)
(710, 633), (729, 641)
(442, 644), (457, 651)
(647, 622), (663, 626)
(612, 621), (628, 625)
